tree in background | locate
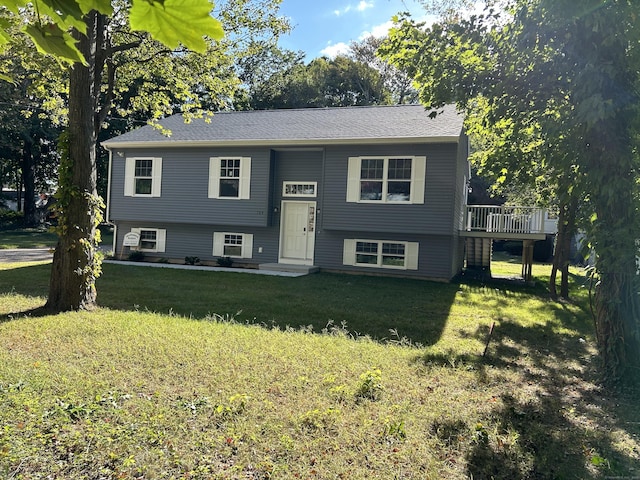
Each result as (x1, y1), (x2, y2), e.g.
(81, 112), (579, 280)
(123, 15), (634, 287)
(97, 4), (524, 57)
(349, 35), (418, 104)
(381, 0), (640, 387)
(246, 54), (391, 109)
(1, 1), (230, 311)
(0, 16), (62, 224)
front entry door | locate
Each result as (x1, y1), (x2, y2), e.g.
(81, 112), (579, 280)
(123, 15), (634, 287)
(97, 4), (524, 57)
(279, 201), (316, 265)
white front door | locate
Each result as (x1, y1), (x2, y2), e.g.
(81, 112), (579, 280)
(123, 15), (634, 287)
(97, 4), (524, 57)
(279, 201), (316, 265)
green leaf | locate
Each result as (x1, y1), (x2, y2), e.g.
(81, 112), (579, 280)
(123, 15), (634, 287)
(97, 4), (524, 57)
(36, 0), (87, 34)
(24, 23), (86, 65)
(1, 0), (23, 14)
(76, 0), (114, 15)
(129, 0), (224, 53)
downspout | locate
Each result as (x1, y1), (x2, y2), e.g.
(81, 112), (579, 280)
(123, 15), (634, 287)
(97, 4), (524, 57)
(104, 146), (117, 253)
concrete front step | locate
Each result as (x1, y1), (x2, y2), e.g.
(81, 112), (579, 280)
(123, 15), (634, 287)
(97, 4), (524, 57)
(258, 263), (320, 275)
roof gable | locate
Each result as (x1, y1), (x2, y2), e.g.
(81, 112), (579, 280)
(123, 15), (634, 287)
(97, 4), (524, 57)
(103, 104), (464, 148)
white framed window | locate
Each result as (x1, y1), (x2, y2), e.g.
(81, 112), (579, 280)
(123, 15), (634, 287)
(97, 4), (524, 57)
(343, 239), (419, 270)
(213, 232), (254, 258)
(346, 156), (425, 204)
(130, 228), (166, 253)
(209, 157), (251, 199)
(124, 157), (162, 197)
(282, 182), (317, 197)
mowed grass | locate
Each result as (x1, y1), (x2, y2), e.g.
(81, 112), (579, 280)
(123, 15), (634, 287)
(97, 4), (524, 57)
(0, 258), (639, 479)
(0, 227), (113, 250)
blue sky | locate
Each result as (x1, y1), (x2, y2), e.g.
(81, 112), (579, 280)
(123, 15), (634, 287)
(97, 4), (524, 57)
(277, 0), (435, 59)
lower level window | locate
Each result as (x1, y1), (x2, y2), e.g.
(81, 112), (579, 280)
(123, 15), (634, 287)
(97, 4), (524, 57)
(130, 228), (166, 253)
(213, 232), (254, 258)
(344, 239), (419, 270)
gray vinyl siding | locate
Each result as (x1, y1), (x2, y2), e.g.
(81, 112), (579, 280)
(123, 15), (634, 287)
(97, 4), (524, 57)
(115, 221), (281, 265)
(108, 139), (466, 281)
(270, 149), (324, 229)
(450, 132), (470, 275)
(321, 143), (459, 235)
(109, 147), (271, 227)
(315, 230), (455, 280)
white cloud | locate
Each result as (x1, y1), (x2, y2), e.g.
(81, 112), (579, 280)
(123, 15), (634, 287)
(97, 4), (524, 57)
(333, 4), (351, 16)
(359, 20), (394, 39)
(360, 14), (438, 40)
(357, 1), (374, 11)
(334, 1), (373, 16)
(320, 42), (350, 58)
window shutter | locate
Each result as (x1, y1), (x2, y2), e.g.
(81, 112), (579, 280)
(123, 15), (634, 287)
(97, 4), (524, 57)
(151, 158), (162, 197)
(406, 242), (419, 270)
(156, 229), (166, 252)
(239, 157), (252, 199)
(124, 158), (135, 196)
(411, 156), (426, 204)
(242, 234), (254, 258)
(343, 239), (356, 265)
(346, 157), (360, 203)
(209, 158), (220, 198)
(213, 232), (224, 256)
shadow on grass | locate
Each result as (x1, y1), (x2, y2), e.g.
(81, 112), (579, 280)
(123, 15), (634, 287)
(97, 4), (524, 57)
(419, 317), (640, 479)
(1, 262), (458, 346)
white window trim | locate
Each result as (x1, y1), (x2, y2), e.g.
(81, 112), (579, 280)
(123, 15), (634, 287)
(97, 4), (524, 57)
(343, 239), (419, 270)
(282, 181), (317, 198)
(213, 232), (254, 259)
(124, 157), (162, 197)
(208, 157), (251, 200)
(346, 156), (426, 204)
(130, 228), (166, 253)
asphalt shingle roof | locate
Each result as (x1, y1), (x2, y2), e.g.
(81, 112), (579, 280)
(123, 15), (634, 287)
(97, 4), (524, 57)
(103, 104), (463, 147)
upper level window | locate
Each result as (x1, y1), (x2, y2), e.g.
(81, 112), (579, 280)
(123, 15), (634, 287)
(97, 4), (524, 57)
(347, 156), (426, 204)
(125, 157), (162, 197)
(283, 182), (317, 197)
(209, 157), (251, 199)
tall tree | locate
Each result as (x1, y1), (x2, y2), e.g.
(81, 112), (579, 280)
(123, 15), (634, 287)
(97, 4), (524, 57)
(1, 0), (225, 311)
(381, 0), (640, 387)
(249, 55), (391, 109)
(349, 35), (417, 104)
(0, 20), (62, 225)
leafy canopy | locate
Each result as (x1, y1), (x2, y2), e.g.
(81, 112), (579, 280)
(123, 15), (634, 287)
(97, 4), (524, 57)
(0, 0), (224, 65)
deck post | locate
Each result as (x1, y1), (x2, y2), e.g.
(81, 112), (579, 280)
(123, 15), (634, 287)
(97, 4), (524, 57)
(521, 240), (534, 282)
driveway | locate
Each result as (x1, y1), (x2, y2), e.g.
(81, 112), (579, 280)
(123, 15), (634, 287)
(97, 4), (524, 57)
(0, 248), (54, 263)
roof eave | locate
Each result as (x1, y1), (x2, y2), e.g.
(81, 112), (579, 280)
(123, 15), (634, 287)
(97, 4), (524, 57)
(102, 136), (461, 149)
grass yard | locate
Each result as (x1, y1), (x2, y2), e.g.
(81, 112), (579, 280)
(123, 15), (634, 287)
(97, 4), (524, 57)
(0, 258), (638, 479)
(0, 226), (114, 250)
(0, 228), (59, 249)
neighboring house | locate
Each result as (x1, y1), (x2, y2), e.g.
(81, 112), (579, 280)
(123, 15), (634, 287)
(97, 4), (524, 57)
(103, 104), (547, 280)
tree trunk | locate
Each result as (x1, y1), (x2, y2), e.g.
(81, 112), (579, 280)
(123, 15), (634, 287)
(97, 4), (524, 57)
(589, 120), (640, 387)
(21, 135), (38, 227)
(45, 12), (103, 312)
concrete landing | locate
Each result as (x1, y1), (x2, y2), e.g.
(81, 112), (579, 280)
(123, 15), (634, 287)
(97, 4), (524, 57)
(259, 263), (320, 275)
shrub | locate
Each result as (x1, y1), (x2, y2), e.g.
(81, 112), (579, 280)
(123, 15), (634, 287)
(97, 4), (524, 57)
(0, 209), (23, 230)
(128, 250), (145, 262)
(216, 256), (233, 267)
(184, 256), (200, 265)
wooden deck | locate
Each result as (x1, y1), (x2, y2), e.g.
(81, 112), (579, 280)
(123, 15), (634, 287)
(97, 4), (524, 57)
(459, 205), (555, 240)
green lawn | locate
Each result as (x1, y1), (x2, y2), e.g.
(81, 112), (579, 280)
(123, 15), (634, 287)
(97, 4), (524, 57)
(0, 227), (113, 250)
(0, 258), (638, 479)
(0, 228), (59, 249)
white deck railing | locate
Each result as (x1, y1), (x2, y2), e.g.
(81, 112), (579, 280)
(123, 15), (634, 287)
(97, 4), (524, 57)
(464, 205), (551, 235)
